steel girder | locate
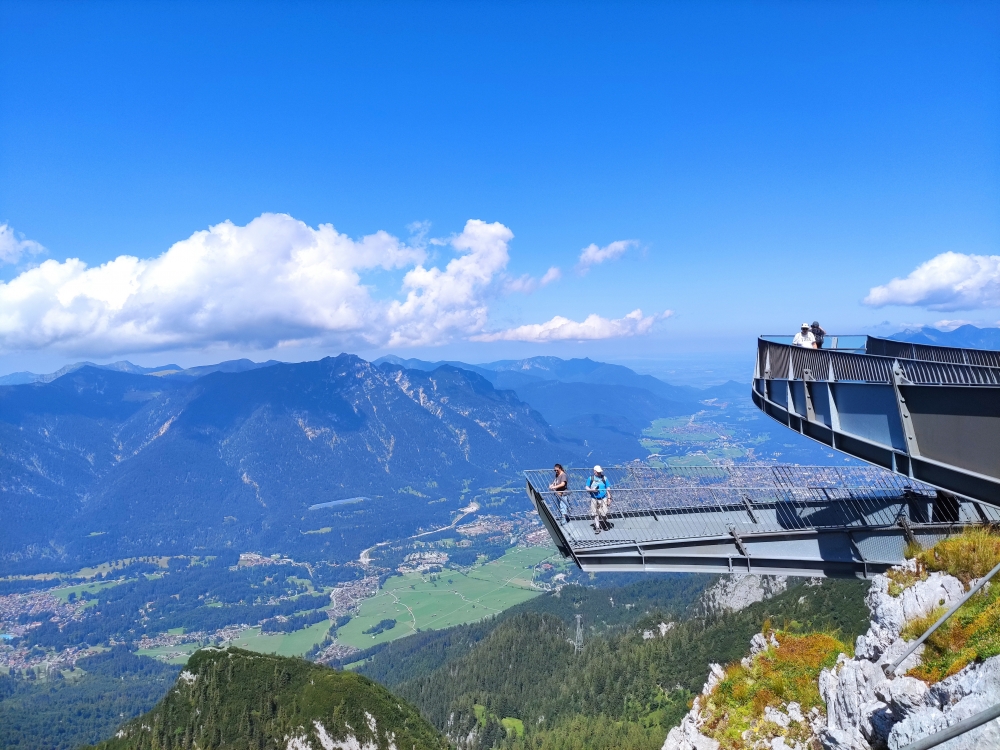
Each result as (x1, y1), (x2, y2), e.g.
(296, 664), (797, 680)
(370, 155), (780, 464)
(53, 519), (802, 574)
(754, 336), (1000, 508)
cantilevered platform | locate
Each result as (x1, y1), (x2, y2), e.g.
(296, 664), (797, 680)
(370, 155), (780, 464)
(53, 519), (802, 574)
(752, 335), (1000, 507)
(525, 465), (1000, 578)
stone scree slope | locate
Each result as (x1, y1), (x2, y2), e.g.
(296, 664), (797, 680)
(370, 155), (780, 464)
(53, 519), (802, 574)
(663, 561), (1000, 750)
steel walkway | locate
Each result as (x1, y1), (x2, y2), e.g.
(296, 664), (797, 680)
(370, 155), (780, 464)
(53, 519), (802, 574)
(527, 336), (1000, 578)
(525, 465), (1000, 578)
(753, 335), (1000, 507)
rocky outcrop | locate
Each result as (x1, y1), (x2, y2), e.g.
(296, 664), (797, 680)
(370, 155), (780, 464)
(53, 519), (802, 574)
(815, 562), (1000, 750)
(662, 560), (1000, 750)
(696, 574), (788, 615)
(661, 634), (825, 750)
(661, 664), (727, 750)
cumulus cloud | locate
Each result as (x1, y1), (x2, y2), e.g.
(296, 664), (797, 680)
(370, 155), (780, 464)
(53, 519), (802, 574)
(472, 309), (672, 343)
(0, 213), (431, 354)
(385, 220), (513, 347)
(864, 252), (1000, 311)
(0, 223), (45, 264)
(577, 239), (637, 273)
(0, 214), (664, 355)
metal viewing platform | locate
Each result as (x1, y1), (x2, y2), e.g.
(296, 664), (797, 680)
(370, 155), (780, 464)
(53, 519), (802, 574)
(525, 465), (1000, 578)
(752, 335), (1000, 508)
(527, 335), (1000, 578)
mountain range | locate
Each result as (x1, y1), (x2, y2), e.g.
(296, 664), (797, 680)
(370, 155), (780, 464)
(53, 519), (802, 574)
(0, 353), (747, 574)
(888, 323), (1000, 349)
(0, 358), (282, 386)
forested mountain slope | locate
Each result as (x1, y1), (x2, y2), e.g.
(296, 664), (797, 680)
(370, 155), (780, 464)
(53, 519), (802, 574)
(348, 577), (869, 750)
(86, 647), (447, 750)
(0, 355), (581, 572)
(0, 648), (180, 750)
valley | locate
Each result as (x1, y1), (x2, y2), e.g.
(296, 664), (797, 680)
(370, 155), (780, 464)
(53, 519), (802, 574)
(0, 353), (856, 748)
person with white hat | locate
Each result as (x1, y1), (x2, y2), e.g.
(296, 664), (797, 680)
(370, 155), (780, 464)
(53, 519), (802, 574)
(792, 323), (816, 348)
(586, 465), (611, 534)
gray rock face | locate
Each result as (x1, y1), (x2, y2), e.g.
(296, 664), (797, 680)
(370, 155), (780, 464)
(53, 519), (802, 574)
(875, 676), (927, 719)
(661, 661), (728, 750)
(663, 562), (998, 750)
(819, 565), (999, 750)
(696, 574), (788, 615)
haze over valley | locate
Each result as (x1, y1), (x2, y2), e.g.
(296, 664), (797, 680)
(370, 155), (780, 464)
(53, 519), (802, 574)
(2, 2), (998, 748)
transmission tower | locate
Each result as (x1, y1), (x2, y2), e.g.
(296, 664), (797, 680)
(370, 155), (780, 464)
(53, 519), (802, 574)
(573, 614), (584, 654)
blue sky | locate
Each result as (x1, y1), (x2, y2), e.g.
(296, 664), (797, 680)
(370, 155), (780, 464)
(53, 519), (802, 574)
(0, 1), (998, 375)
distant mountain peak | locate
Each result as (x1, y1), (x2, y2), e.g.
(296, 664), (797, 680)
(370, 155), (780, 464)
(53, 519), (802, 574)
(887, 323), (1000, 350)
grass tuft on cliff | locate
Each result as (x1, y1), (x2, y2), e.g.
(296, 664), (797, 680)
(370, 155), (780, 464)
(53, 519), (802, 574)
(701, 630), (847, 750)
(903, 527), (1000, 681)
(917, 527), (1000, 584)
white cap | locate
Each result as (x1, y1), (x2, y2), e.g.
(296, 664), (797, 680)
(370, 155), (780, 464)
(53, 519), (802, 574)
(593, 465), (603, 474)
(801, 322), (810, 328)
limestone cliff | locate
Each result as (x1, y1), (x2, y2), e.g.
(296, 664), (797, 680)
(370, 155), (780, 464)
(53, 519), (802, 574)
(695, 574), (789, 616)
(663, 554), (1000, 750)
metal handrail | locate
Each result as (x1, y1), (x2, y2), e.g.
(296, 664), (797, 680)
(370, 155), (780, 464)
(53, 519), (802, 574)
(757, 337), (1000, 385)
(898, 702), (1000, 750)
(885, 559), (1000, 676)
(760, 334), (867, 352)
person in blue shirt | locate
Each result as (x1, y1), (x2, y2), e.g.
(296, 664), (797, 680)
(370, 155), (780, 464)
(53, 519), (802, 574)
(587, 465), (611, 533)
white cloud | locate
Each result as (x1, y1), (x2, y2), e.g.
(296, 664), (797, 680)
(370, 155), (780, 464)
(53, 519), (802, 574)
(864, 252), (1000, 311)
(0, 213), (431, 354)
(472, 309), (672, 343)
(0, 214), (666, 355)
(540, 266), (561, 285)
(0, 223), (45, 264)
(577, 239), (637, 273)
(504, 275), (538, 295)
(385, 220), (513, 347)
(932, 319), (975, 331)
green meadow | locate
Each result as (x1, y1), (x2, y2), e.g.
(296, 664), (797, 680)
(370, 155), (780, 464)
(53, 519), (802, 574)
(230, 619), (334, 657)
(336, 546), (553, 649)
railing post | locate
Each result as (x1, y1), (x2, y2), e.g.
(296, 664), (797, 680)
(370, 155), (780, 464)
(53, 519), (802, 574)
(891, 360), (921, 458)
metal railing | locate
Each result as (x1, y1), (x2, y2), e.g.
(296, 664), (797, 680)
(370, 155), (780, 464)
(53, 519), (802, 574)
(886, 559), (1000, 676)
(867, 337), (1000, 367)
(757, 337), (1000, 386)
(760, 334), (867, 353)
(524, 465), (991, 551)
(899, 702), (1000, 750)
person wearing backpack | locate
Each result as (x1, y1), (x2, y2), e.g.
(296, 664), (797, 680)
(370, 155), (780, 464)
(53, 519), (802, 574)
(810, 321), (827, 349)
(587, 465), (611, 534)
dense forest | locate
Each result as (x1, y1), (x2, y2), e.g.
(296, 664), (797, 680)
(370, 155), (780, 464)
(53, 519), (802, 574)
(344, 575), (709, 683)
(354, 577), (869, 750)
(85, 648), (447, 750)
(0, 648), (180, 750)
